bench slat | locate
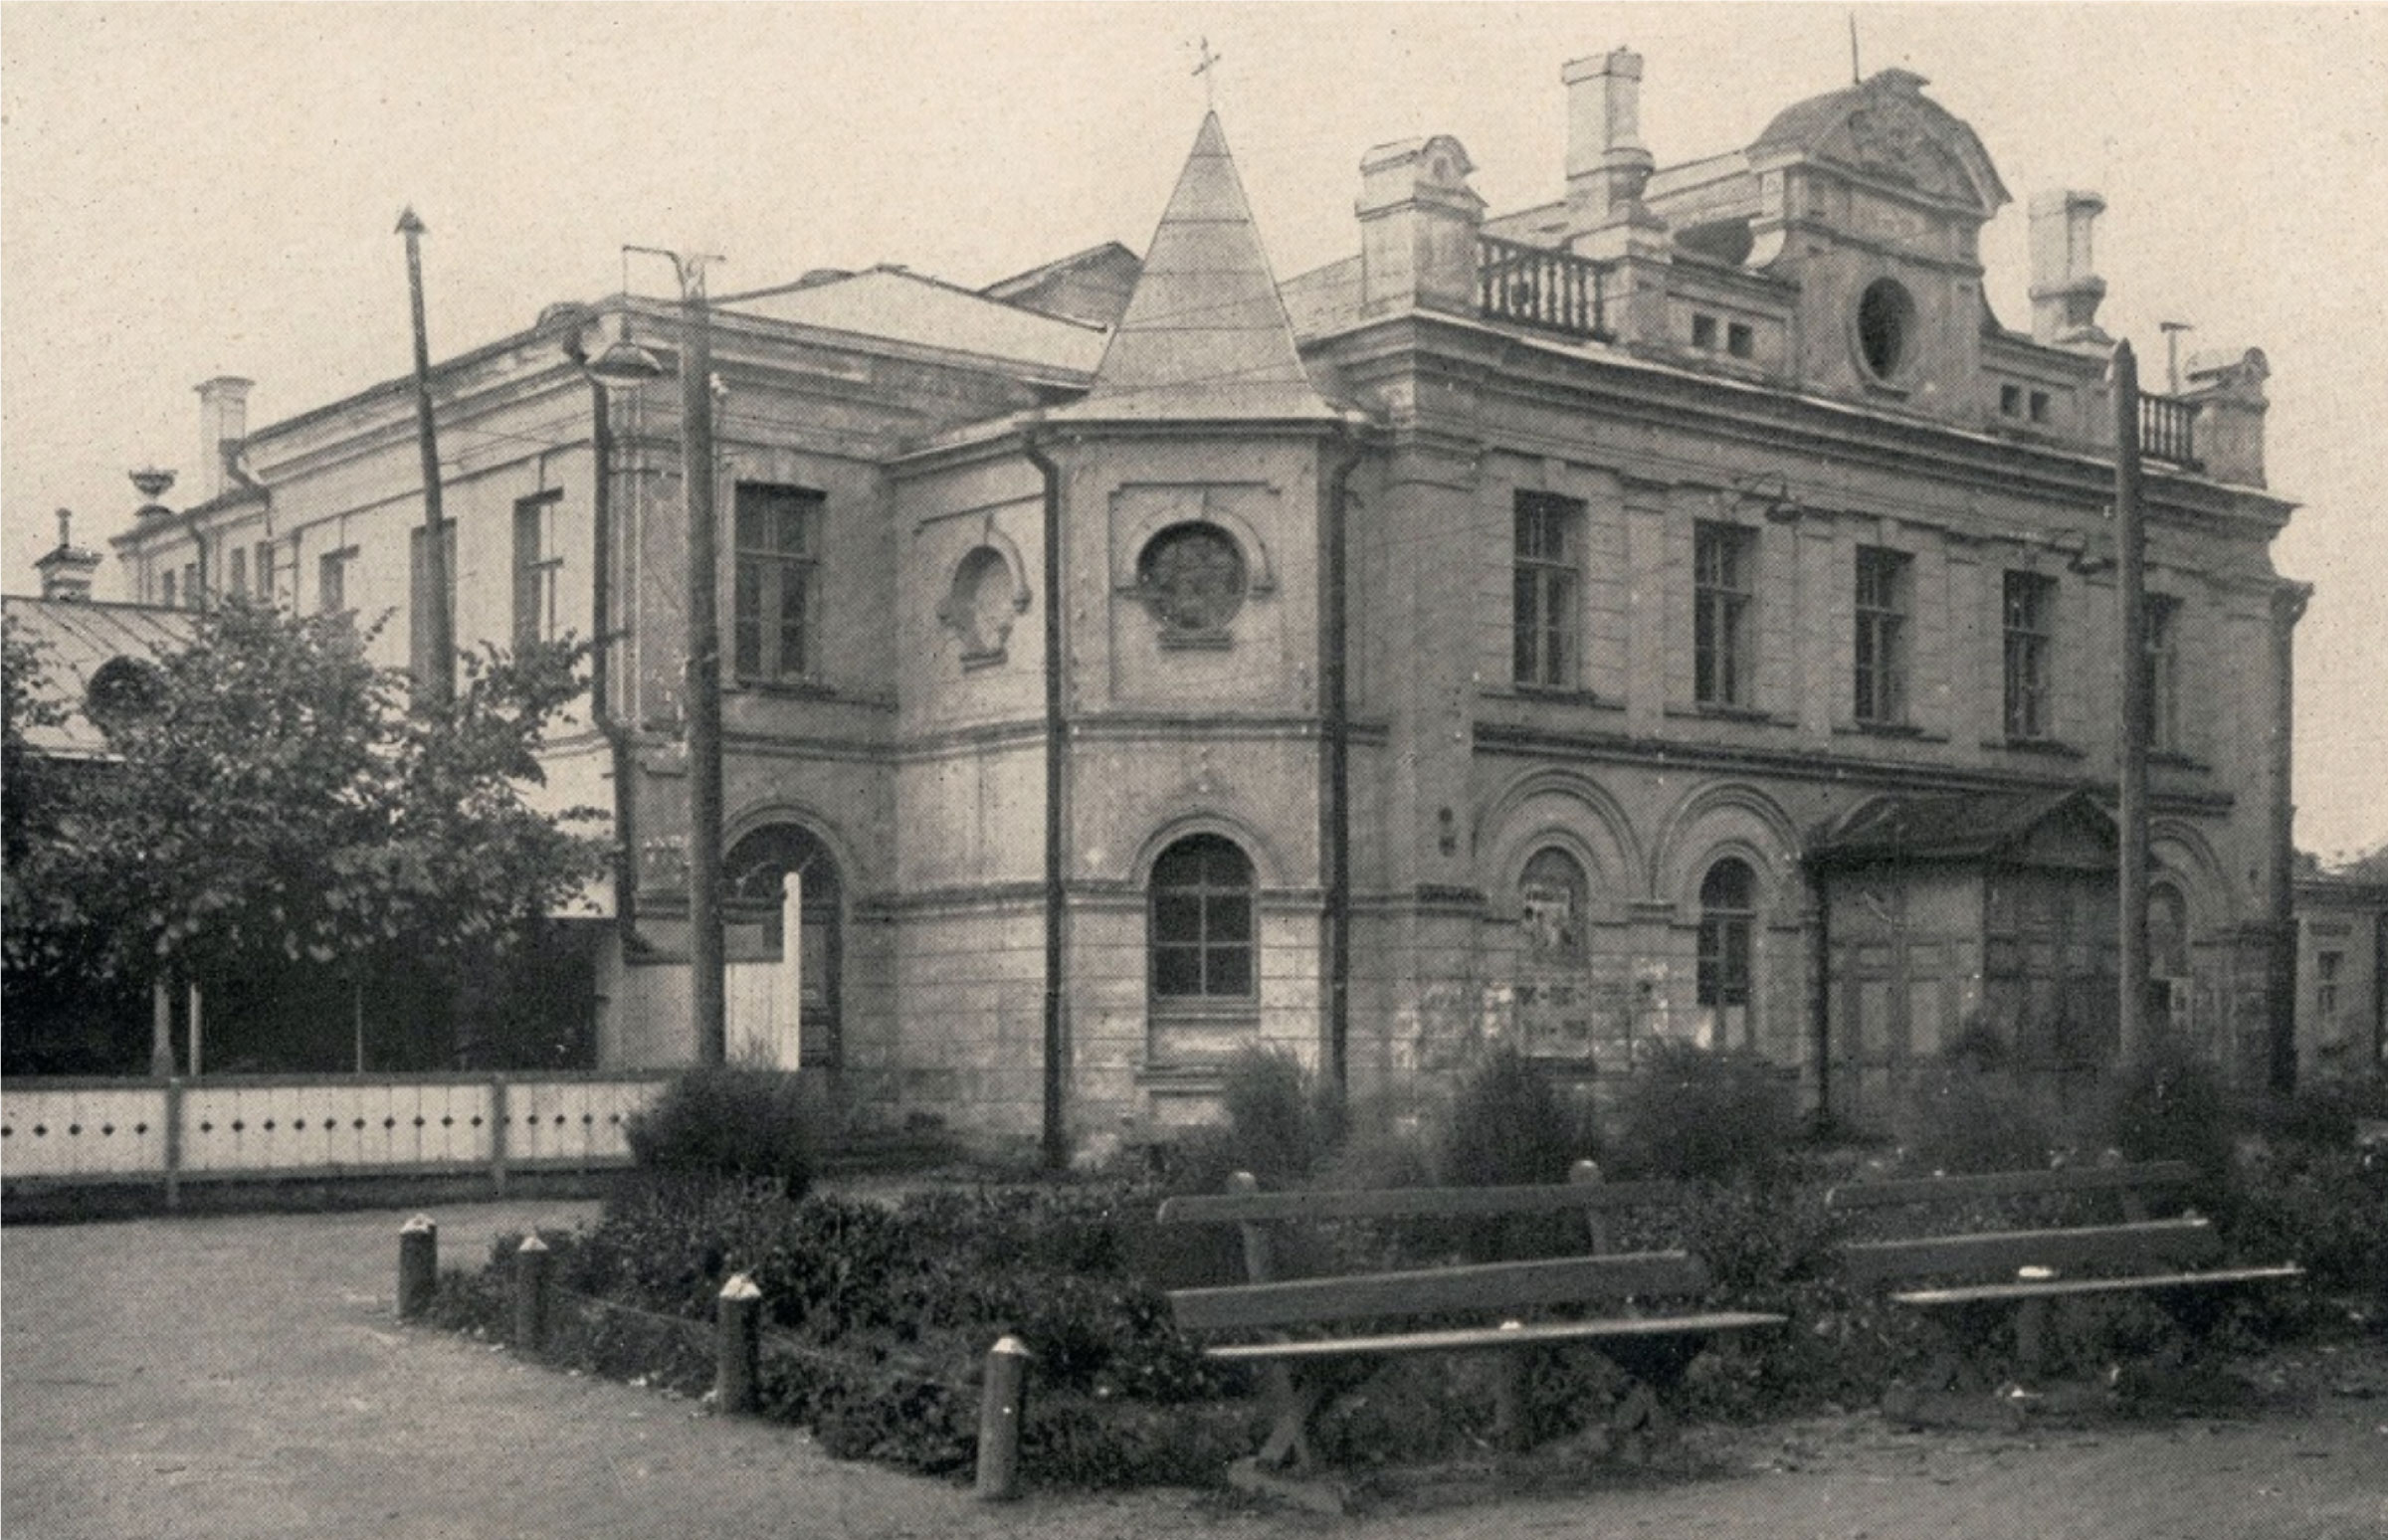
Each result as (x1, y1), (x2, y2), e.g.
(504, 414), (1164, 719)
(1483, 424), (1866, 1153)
(1844, 1218), (2220, 1288)
(1890, 1263), (2304, 1309)
(1825, 1161), (2197, 1212)
(1156, 1179), (1690, 1227)
(1202, 1310), (1786, 1362)
(1169, 1250), (1706, 1332)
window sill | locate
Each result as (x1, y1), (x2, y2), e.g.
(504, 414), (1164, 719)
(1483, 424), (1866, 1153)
(960, 647), (1007, 673)
(1983, 735), (2087, 759)
(1148, 1000), (1261, 1025)
(730, 677), (838, 700)
(1500, 684), (1620, 710)
(1834, 720), (1948, 743)
(1667, 703), (1792, 728)
(1156, 630), (1233, 652)
(2150, 750), (2209, 773)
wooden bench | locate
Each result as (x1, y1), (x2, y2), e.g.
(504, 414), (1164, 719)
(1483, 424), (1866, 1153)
(1828, 1160), (2302, 1417)
(1156, 1161), (1784, 1509)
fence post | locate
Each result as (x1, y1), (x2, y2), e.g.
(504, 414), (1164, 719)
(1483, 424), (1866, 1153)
(396, 1214), (439, 1320)
(714, 1272), (762, 1415)
(975, 1334), (1032, 1501)
(1570, 1157), (1611, 1253)
(161, 1076), (184, 1213)
(490, 1074), (510, 1197)
(511, 1234), (551, 1354)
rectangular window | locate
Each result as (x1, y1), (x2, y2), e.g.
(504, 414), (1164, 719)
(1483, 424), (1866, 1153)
(410, 524), (457, 686)
(1511, 491), (1581, 689)
(230, 546), (249, 599)
(256, 541), (277, 606)
(2316, 950), (2343, 1033)
(1854, 546), (1910, 724)
(1691, 312), (1719, 350)
(1725, 320), (1754, 359)
(318, 548), (350, 616)
(1694, 521), (1756, 706)
(2003, 570), (2057, 740)
(2144, 594), (2181, 754)
(2029, 389), (2052, 424)
(733, 482), (823, 683)
(513, 492), (564, 650)
(182, 561), (201, 609)
(2000, 383), (2023, 417)
(159, 569), (176, 608)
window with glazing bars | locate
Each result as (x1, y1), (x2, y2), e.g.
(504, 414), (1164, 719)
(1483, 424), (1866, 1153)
(513, 491), (564, 649)
(2144, 594), (2181, 754)
(1696, 857), (1754, 1008)
(733, 483), (822, 682)
(1854, 546), (1910, 724)
(1694, 521), (1756, 705)
(2002, 571), (2056, 739)
(1512, 491), (1581, 688)
(1149, 834), (1256, 1001)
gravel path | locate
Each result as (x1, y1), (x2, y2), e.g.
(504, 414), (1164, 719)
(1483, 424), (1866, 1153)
(5, 1202), (2384, 1539)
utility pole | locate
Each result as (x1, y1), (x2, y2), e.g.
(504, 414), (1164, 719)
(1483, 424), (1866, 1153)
(397, 208), (453, 707)
(2114, 340), (2150, 1062)
(654, 249), (727, 1067)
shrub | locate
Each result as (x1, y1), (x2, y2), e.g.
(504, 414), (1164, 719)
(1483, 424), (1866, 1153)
(622, 1064), (815, 1200)
(1214, 1045), (1342, 1186)
(1606, 1040), (1796, 1186)
(2099, 1042), (2233, 1204)
(1895, 1060), (2059, 1175)
(1440, 1047), (1588, 1188)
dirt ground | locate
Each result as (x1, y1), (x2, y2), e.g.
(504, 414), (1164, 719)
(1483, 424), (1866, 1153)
(4, 1199), (2384, 1540)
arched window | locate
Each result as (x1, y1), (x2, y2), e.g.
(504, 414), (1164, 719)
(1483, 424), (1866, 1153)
(2148, 882), (2191, 1029)
(722, 824), (842, 1066)
(1696, 857), (1756, 1047)
(1518, 847), (1594, 1059)
(1149, 834), (1255, 1001)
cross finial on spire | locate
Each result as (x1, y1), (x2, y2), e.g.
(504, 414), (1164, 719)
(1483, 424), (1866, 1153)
(1191, 36), (1224, 109)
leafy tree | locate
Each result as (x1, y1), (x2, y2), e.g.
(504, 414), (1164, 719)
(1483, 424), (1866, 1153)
(4, 599), (605, 1071)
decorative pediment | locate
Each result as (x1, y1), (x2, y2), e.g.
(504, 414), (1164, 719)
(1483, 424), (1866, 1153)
(1753, 70), (2009, 215)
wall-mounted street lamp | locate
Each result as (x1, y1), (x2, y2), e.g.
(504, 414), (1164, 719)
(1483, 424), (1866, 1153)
(588, 245), (728, 1066)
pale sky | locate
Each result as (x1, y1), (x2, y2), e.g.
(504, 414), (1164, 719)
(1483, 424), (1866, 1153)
(4, 3), (2382, 859)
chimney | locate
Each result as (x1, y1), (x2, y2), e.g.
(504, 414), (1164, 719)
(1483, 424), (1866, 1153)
(34, 509), (101, 602)
(195, 376), (254, 500)
(2028, 191), (2108, 347)
(1564, 49), (1656, 229)
(2179, 346), (2271, 487)
(1356, 134), (1485, 317)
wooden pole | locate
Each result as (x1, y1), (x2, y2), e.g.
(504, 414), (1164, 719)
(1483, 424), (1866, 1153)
(186, 979), (203, 1079)
(149, 979), (174, 1077)
(397, 207), (453, 707)
(974, 1334), (1032, 1500)
(2114, 341), (2150, 1065)
(714, 1272), (761, 1414)
(680, 255), (726, 1068)
(397, 1214), (439, 1320)
(510, 1234), (551, 1353)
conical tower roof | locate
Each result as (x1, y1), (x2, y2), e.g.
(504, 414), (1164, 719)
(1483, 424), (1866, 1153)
(1056, 113), (1335, 422)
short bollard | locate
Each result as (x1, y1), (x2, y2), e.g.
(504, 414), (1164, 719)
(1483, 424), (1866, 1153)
(511, 1235), (552, 1354)
(974, 1334), (1031, 1501)
(396, 1214), (439, 1321)
(715, 1272), (762, 1415)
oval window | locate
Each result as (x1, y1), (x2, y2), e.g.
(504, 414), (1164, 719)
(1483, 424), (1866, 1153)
(1856, 279), (1915, 380)
(1136, 523), (1246, 637)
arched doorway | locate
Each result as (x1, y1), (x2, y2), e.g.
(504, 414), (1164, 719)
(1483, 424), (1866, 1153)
(722, 824), (842, 1068)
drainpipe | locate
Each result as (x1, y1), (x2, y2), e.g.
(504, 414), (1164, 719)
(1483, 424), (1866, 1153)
(1808, 858), (1833, 1130)
(1022, 426), (1069, 1170)
(589, 373), (639, 954)
(1318, 432), (1365, 1094)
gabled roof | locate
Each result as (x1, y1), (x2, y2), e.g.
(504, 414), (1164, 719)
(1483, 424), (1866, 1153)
(1810, 788), (2116, 868)
(1054, 113), (1336, 423)
(981, 242), (1143, 329)
(718, 265), (1108, 378)
(1, 595), (194, 759)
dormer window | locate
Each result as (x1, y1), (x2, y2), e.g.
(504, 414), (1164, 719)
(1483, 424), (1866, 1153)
(1856, 279), (1915, 381)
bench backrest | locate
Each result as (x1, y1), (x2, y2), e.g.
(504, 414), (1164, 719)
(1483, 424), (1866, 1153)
(1170, 1250), (1708, 1333)
(1842, 1217), (2222, 1289)
(1824, 1160), (2197, 1224)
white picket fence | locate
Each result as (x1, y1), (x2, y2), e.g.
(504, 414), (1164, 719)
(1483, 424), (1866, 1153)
(0, 1070), (672, 1202)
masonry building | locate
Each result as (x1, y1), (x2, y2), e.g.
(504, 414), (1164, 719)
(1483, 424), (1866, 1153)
(92, 55), (2307, 1149)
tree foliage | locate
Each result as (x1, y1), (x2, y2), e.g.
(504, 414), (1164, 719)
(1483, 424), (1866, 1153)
(4, 599), (606, 1064)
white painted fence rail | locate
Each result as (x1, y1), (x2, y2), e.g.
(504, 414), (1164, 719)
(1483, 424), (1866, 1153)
(1, 1070), (672, 1204)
